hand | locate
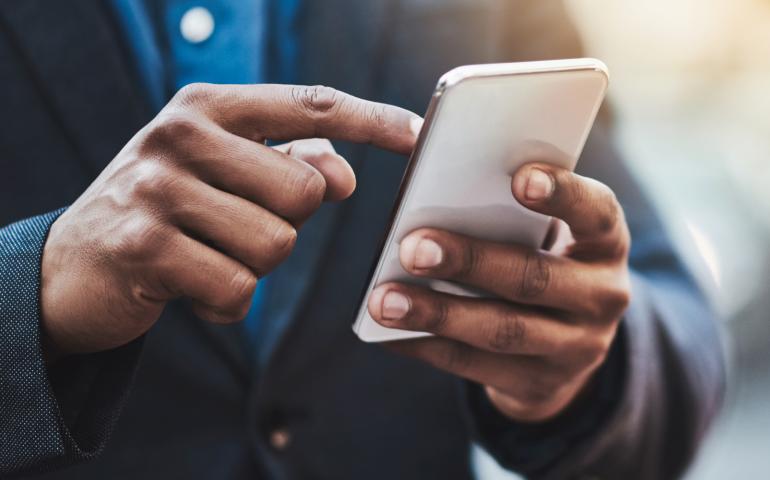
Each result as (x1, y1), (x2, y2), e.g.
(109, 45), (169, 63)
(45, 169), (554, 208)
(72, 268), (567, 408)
(41, 84), (420, 358)
(368, 155), (631, 422)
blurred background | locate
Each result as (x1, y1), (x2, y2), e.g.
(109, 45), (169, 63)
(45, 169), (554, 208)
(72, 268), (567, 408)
(477, 0), (770, 477)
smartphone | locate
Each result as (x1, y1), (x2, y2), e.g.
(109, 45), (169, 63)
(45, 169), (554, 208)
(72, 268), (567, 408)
(353, 58), (609, 342)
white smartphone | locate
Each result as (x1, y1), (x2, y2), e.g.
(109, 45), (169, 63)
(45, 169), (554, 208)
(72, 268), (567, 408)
(353, 58), (609, 342)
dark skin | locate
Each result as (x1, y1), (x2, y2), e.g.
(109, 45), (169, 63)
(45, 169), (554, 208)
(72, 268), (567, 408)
(41, 84), (419, 356)
(367, 160), (631, 422)
(41, 83), (631, 423)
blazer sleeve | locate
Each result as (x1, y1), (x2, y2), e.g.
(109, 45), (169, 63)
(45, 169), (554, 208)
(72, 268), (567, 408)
(0, 210), (142, 477)
(463, 2), (726, 478)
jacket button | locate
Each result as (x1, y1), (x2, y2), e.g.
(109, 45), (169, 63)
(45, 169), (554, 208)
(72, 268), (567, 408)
(179, 7), (215, 44)
(269, 428), (291, 451)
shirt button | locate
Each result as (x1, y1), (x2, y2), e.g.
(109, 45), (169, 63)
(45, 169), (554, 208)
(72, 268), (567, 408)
(269, 428), (291, 451)
(180, 6), (215, 44)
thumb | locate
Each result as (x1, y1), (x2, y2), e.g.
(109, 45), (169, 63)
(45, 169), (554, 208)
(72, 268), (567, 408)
(274, 138), (356, 201)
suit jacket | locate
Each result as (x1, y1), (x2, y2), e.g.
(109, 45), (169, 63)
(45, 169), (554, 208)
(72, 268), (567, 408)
(0, 1), (725, 479)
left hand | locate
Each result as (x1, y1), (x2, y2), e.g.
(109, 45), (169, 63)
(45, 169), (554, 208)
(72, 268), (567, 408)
(368, 160), (631, 422)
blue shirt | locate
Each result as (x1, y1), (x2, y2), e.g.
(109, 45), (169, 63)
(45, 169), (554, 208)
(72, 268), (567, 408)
(110, 0), (300, 348)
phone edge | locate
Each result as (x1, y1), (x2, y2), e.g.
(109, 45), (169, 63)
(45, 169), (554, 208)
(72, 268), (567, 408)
(351, 58), (609, 342)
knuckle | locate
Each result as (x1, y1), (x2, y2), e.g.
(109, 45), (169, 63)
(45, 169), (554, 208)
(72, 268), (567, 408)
(129, 161), (176, 201)
(300, 167), (327, 206)
(605, 226), (632, 260)
(448, 235), (480, 280)
(293, 85), (340, 117)
(486, 311), (527, 352)
(565, 327), (616, 368)
(142, 111), (204, 153)
(594, 185), (621, 235)
(581, 333), (614, 369)
(517, 252), (551, 299)
(226, 269), (258, 310)
(420, 295), (450, 332)
(607, 285), (631, 316)
(286, 165), (326, 218)
(172, 82), (215, 108)
(594, 273), (631, 318)
(267, 221), (298, 259)
(366, 103), (388, 129)
(114, 216), (170, 260)
(442, 342), (474, 373)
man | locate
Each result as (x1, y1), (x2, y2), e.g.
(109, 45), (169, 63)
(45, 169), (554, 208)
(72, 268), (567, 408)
(0, 1), (724, 479)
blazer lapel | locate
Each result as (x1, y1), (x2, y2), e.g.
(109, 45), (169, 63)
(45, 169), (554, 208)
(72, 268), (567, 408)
(0, 0), (152, 176)
(256, 0), (396, 366)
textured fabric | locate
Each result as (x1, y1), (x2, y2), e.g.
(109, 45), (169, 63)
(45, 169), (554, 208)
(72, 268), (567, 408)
(0, 0), (725, 478)
(0, 210), (142, 477)
(0, 211), (63, 474)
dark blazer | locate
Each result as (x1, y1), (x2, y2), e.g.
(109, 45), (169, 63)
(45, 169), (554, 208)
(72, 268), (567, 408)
(0, 1), (725, 479)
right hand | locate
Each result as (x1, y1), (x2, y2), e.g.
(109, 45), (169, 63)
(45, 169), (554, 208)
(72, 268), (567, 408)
(40, 84), (420, 358)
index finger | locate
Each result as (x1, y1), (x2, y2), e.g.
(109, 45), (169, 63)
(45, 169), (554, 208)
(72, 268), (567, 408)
(174, 83), (422, 155)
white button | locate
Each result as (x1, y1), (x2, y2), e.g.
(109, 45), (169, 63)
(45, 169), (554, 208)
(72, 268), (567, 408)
(180, 7), (215, 44)
(269, 428), (291, 451)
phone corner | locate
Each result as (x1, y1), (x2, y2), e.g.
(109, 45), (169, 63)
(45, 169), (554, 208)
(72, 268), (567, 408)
(585, 57), (611, 86)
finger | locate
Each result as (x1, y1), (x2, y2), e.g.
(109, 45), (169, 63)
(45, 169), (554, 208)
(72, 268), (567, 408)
(166, 176), (296, 275)
(398, 228), (630, 316)
(190, 297), (254, 326)
(174, 83), (422, 155)
(274, 138), (356, 201)
(165, 120), (331, 223)
(386, 337), (551, 397)
(542, 218), (574, 256)
(155, 231), (257, 323)
(512, 163), (629, 259)
(390, 336), (591, 422)
(368, 282), (586, 355)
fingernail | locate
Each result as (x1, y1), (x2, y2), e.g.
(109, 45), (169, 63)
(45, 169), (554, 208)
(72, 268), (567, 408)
(409, 117), (424, 138)
(382, 291), (410, 320)
(525, 168), (553, 201)
(414, 239), (443, 269)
